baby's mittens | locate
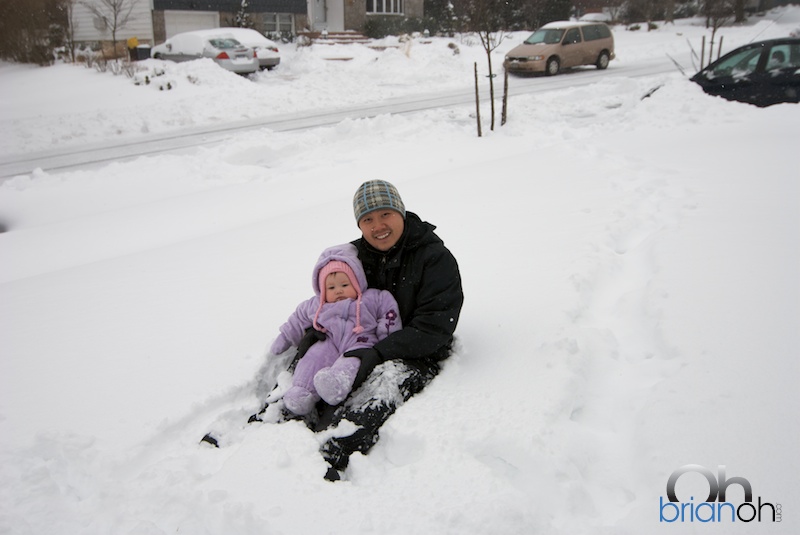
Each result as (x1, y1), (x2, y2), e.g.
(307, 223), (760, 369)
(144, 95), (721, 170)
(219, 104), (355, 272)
(270, 333), (291, 355)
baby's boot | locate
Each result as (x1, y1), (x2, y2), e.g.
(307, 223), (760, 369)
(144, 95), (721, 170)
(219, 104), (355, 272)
(314, 356), (361, 406)
(283, 386), (319, 415)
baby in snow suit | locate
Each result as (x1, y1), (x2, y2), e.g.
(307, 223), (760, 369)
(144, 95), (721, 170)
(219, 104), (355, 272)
(270, 243), (402, 415)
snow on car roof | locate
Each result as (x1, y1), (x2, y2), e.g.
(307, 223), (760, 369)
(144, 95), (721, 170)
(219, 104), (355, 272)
(541, 20), (609, 28)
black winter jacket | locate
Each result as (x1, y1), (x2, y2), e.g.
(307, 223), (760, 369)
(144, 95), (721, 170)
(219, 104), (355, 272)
(352, 211), (464, 362)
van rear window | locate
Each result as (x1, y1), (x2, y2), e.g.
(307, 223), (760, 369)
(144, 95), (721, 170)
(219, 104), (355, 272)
(582, 24), (611, 41)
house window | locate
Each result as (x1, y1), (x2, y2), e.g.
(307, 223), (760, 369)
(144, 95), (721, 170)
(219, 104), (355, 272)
(367, 0), (404, 14)
(263, 13), (294, 33)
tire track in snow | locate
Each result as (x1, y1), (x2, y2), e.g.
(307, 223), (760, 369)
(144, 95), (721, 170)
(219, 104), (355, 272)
(0, 61), (675, 180)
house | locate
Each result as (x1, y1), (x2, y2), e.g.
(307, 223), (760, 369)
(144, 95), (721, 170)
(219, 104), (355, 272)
(72, 0), (156, 52)
(72, 0), (307, 53)
(72, 0), (424, 53)
(151, 0), (307, 42)
(307, 0), (423, 33)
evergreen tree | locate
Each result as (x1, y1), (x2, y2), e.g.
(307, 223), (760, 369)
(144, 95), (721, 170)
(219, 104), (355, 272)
(0, 0), (68, 64)
(424, 0), (456, 34)
(234, 0), (254, 28)
(539, 0), (571, 25)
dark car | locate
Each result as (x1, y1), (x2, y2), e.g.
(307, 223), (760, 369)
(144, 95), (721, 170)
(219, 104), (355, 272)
(690, 38), (800, 107)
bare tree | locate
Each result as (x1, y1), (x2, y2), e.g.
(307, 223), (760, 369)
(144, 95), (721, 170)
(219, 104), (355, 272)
(704, 0), (734, 64)
(665, 0), (675, 23)
(626, 0), (661, 28)
(477, 29), (507, 131)
(606, 4), (624, 22)
(81, 0), (138, 58)
(474, 62), (482, 137)
(63, 0), (78, 62)
(734, 0), (745, 23)
(462, 0), (510, 131)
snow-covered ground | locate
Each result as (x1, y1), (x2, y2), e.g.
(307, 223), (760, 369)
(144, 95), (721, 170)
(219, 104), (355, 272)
(1, 8), (799, 534)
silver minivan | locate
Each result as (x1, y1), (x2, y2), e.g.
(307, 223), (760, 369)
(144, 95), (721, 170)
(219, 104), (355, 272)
(504, 21), (615, 75)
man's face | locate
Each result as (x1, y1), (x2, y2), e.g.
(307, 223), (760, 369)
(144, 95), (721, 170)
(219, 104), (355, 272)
(358, 209), (405, 252)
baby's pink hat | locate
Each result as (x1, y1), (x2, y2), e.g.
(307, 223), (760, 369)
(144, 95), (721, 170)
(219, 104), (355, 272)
(314, 260), (364, 333)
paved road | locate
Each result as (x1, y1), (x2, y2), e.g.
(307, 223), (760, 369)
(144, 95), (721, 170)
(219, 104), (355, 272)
(0, 60), (677, 179)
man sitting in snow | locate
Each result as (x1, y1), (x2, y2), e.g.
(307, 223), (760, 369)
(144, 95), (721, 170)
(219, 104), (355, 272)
(305, 179), (464, 481)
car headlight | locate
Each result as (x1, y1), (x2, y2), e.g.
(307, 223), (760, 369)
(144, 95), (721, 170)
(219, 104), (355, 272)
(528, 55), (544, 61)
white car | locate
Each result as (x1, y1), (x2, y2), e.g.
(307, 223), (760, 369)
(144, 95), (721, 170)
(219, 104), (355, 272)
(216, 27), (281, 70)
(579, 12), (612, 22)
(151, 29), (259, 74)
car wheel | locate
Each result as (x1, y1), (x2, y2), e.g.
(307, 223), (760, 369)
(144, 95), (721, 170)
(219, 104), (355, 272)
(153, 53), (162, 59)
(596, 51), (610, 70)
(546, 57), (560, 76)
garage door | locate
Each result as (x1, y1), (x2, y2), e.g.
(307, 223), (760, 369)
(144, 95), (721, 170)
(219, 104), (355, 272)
(164, 10), (219, 38)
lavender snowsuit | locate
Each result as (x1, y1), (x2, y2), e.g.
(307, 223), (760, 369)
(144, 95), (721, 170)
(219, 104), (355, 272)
(270, 243), (401, 414)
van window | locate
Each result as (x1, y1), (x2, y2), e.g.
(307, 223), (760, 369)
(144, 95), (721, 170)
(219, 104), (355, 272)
(525, 29), (565, 45)
(582, 24), (611, 41)
(563, 28), (582, 44)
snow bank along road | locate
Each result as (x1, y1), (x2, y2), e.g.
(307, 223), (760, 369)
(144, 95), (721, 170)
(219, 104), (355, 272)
(0, 59), (675, 179)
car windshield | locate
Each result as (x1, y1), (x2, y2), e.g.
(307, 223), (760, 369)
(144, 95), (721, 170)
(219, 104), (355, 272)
(705, 47), (762, 80)
(524, 29), (565, 45)
(208, 38), (242, 49)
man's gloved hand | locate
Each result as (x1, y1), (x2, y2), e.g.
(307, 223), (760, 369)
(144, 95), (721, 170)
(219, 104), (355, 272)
(343, 348), (383, 389)
(297, 328), (327, 358)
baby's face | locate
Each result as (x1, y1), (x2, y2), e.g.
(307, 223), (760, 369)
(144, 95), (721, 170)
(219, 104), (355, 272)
(325, 272), (358, 302)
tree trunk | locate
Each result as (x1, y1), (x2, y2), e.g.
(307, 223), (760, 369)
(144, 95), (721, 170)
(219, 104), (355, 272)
(665, 0), (675, 23)
(735, 0), (745, 23)
(501, 68), (508, 126)
(487, 51), (495, 131)
(701, 36), (706, 69)
(474, 62), (482, 137)
(708, 29), (717, 66)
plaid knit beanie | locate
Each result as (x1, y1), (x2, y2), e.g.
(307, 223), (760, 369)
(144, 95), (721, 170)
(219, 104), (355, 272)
(353, 180), (406, 223)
